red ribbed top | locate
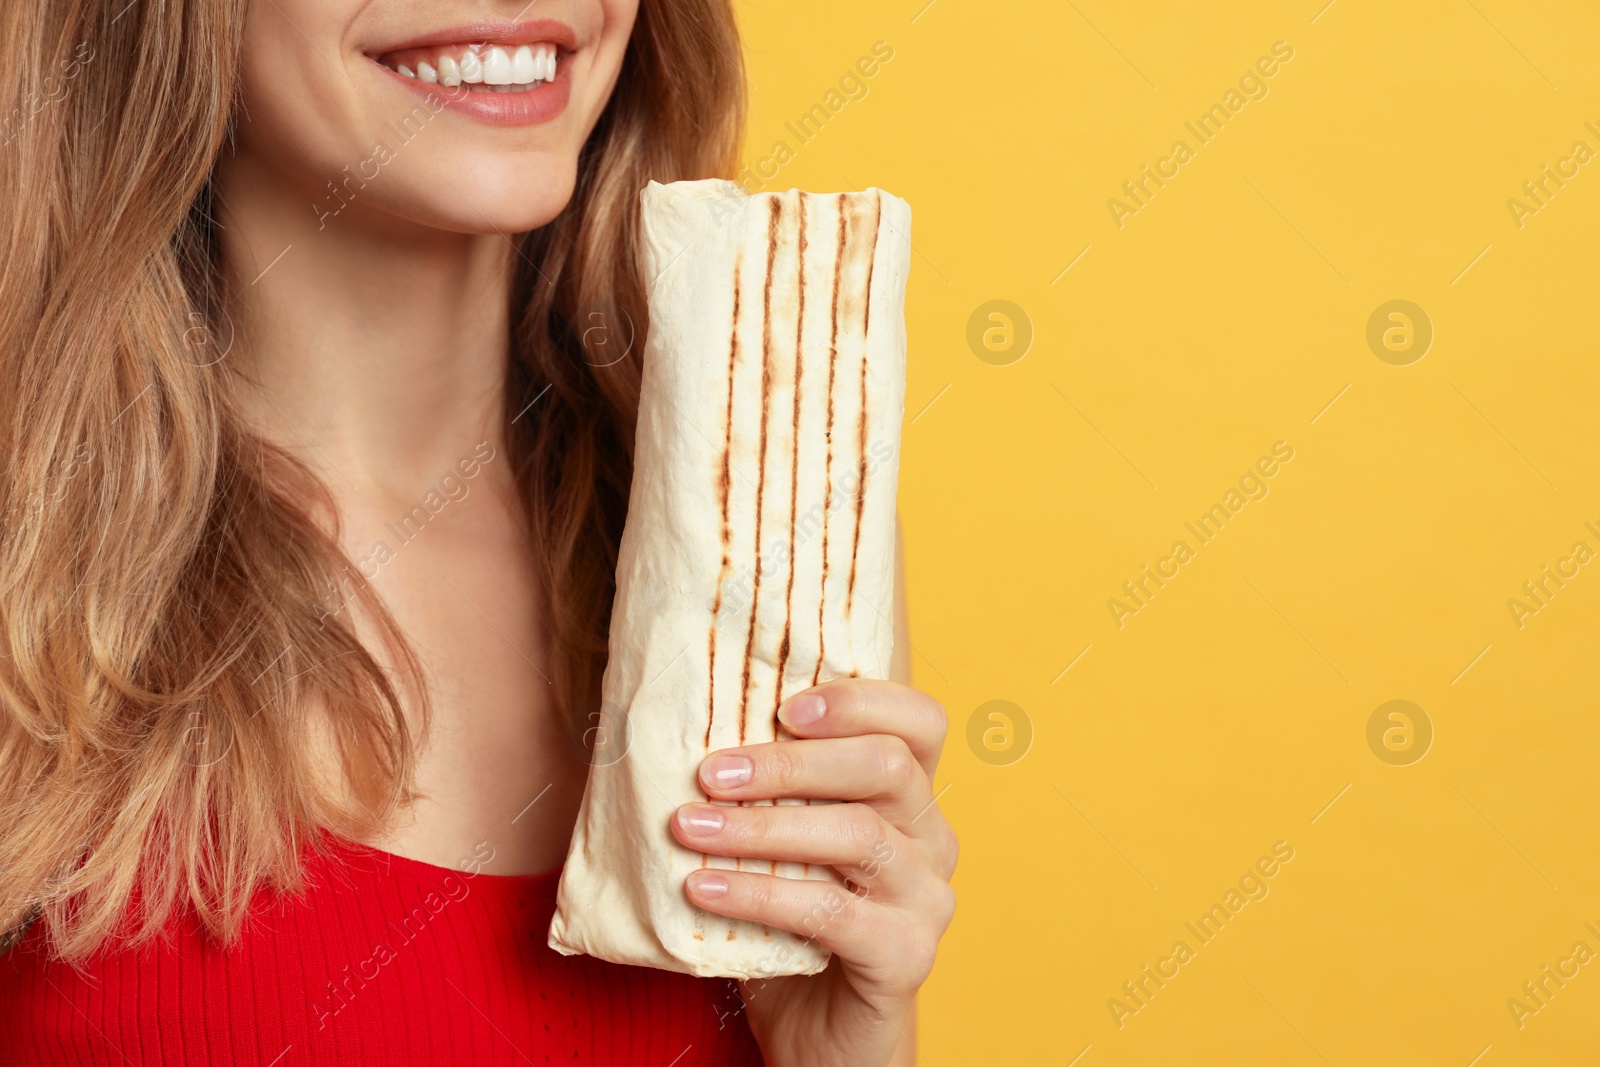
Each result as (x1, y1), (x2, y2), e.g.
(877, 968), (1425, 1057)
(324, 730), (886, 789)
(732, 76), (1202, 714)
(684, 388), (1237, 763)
(0, 838), (765, 1065)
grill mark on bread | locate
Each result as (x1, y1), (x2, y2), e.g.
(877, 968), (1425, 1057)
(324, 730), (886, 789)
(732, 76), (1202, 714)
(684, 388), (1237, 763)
(812, 201), (849, 689)
(845, 192), (882, 620)
(801, 197), (854, 880)
(738, 197), (782, 748)
(774, 194), (806, 727)
(706, 254), (743, 753)
(702, 252), (744, 875)
(774, 194), (809, 877)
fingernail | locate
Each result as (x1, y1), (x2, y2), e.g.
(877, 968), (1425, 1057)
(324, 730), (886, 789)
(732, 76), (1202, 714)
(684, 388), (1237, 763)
(678, 805), (726, 837)
(779, 693), (826, 727)
(689, 872), (729, 898)
(702, 754), (753, 789)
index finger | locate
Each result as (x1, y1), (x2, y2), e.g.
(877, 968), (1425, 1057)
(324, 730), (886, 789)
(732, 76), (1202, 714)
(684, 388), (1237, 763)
(776, 678), (948, 781)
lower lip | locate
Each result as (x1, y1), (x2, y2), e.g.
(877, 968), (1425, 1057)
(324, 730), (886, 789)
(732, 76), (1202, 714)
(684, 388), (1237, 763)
(375, 55), (572, 127)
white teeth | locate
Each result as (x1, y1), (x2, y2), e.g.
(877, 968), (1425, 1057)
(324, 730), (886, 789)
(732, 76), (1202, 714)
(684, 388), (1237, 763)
(512, 45), (537, 83)
(386, 43), (555, 91)
(483, 45), (513, 85)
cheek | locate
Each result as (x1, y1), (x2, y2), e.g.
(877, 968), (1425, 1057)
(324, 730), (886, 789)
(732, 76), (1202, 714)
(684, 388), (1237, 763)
(584, 0), (641, 111)
(603, 0), (643, 39)
(234, 0), (369, 193)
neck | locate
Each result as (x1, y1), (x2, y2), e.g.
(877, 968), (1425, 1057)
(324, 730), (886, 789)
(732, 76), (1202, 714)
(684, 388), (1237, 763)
(213, 149), (517, 503)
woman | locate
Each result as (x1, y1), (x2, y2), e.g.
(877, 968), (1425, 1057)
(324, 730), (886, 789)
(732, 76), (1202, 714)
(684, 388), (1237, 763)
(0, 1), (957, 1065)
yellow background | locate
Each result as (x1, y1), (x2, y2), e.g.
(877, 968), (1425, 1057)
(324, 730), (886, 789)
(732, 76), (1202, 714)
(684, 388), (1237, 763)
(738, 1), (1600, 1063)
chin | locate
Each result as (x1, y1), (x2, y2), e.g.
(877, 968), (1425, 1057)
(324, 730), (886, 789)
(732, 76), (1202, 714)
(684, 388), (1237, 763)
(368, 154), (582, 237)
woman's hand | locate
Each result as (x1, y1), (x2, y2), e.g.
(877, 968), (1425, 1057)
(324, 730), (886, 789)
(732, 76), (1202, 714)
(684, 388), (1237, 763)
(670, 678), (958, 1067)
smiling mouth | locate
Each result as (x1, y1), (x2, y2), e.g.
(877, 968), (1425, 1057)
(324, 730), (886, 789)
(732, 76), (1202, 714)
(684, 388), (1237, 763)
(375, 42), (560, 93)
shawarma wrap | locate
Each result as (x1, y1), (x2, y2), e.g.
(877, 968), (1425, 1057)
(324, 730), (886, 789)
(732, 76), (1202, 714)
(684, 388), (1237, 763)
(548, 179), (911, 979)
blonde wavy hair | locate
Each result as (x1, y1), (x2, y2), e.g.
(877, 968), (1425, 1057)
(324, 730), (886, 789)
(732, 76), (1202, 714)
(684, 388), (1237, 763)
(0, 0), (744, 962)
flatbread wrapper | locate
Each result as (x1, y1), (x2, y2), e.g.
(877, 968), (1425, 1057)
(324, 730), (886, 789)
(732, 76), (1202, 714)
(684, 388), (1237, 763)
(547, 179), (912, 979)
